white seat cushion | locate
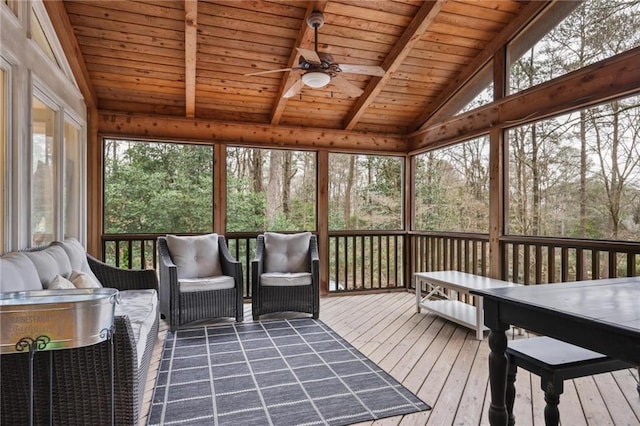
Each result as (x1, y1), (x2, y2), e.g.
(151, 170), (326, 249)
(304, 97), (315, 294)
(178, 275), (235, 292)
(166, 233), (222, 279)
(260, 272), (312, 287)
(114, 289), (158, 368)
(264, 232), (311, 273)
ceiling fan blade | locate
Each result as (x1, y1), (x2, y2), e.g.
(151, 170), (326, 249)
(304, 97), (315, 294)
(283, 78), (304, 98)
(245, 68), (295, 76)
(331, 75), (363, 98)
(338, 64), (386, 77)
(296, 47), (321, 65)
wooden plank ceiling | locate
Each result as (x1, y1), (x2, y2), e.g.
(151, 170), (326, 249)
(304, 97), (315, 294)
(61, 0), (537, 145)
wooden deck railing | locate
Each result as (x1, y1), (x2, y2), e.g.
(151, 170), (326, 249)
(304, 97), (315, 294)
(502, 235), (640, 284)
(100, 232), (640, 297)
(328, 231), (405, 292)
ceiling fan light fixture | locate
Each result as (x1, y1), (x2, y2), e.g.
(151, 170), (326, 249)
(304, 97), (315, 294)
(301, 71), (331, 88)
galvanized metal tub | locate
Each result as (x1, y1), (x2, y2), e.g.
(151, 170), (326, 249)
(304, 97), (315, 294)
(0, 288), (119, 354)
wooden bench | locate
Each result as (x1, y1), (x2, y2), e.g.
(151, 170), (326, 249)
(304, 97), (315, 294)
(506, 336), (637, 426)
(415, 271), (519, 340)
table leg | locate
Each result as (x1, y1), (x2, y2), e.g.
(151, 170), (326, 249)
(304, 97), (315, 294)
(415, 275), (421, 313)
(476, 296), (484, 340)
(488, 329), (509, 426)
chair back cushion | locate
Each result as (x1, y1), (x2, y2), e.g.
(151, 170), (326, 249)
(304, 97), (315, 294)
(52, 238), (102, 286)
(24, 245), (73, 289)
(166, 233), (222, 279)
(0, 252), (42, 292)
(264, 232), (311, 273)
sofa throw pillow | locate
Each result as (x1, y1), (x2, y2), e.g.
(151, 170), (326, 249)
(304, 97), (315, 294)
(70, 270), (102, 289)
(24, 245), (73, 289)
(264, 232), (311, 273)
(52, 238), (102, 286)
(166, 234), (222, 279)
(49, 274), (76, 290)
(0, 252), (42, 292)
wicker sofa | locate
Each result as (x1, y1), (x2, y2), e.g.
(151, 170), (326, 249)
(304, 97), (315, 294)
(0, 238), (159, 425)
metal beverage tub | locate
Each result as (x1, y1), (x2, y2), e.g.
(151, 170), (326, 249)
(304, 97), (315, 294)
(0, 288), (119, 354)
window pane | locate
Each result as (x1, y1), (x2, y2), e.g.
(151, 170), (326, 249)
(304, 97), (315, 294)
(103, 139), (213, 234)
(509, 1), (640, 94)
(414, 136), (490, 233)
(63, 121), (81, 239)
(226, 147), (316, 232)
(507, 93), (640, 241)
(31, 8), (58, 65)
(328, 154), (403, 231)
(32, 96), (56, 246)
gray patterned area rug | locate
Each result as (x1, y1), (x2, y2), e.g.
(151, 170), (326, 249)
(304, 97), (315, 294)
(147, 318), (430, 425)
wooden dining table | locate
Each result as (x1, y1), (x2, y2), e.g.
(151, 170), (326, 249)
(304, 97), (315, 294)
(471, 276), (640, 425)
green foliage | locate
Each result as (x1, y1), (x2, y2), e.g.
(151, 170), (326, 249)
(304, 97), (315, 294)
(104, 140), (213, 234)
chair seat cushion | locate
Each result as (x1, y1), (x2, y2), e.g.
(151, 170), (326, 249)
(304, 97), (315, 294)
(114, 289), (158, 368)
(178, 275), (235, 292)
(260, 272), (312, 286)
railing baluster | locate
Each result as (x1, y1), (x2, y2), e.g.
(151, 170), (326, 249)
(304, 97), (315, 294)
(523, 244), (530, 285)
(592, 249), (600, 279)
(535, 244), (542, 284)
(576, 248), (584, 281)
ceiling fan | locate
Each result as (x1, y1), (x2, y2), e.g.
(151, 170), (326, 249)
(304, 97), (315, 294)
(245, 11), (385, 98)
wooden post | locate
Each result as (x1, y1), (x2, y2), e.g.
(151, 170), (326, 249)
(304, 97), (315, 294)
(317, 150), (329, 295)
(214, 143), (226, 235)
(489, 47), (506, 280)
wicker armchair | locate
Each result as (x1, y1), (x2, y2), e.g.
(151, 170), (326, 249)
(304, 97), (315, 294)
(252, 232), (319, 320)
(158, 234), (244, 331)
(0, 251), (159, 426)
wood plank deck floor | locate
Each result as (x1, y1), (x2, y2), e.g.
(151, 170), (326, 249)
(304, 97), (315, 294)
(140, 291), (640, 425)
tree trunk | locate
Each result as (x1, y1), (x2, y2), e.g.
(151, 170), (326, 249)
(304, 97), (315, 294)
(282, 151), (294, 217)
(266, 150), (283, 228)
(344, 155), (355, 228)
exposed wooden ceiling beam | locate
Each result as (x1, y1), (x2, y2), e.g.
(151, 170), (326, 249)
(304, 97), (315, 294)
(184, 0), (198, 118)
(98, 111), (407, 153)
(270, 1), (328, 125)
(342, 0), (445, 131)
(43, 0), (97, 109)
(410, 0), (552, 131)
(409, 46), (640, 151)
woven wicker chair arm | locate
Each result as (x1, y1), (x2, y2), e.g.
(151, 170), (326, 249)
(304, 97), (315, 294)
(88, 255), (158, 291)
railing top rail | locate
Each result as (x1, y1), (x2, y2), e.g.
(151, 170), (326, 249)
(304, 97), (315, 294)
(501, 235), (640, 252)
(329, 230), (405, 237)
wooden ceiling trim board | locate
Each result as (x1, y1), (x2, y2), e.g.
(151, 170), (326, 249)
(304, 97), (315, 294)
(97, 111), (407, 153)
(82, 47), (185, 68)
(200, 2), (304, 29)
(185, 0), (197, 118)
(66, 14), (184, 41)
(44, 0), (97, 108)
(75, 0), (182, 20)
(409, 46), (640, 150)
(411, 0), (549, 131)
(76, 36), (183, 59)
(205, 1), (306, 20)
(325, 3), (414, 27)
(270, 1), (328, 125)
(342, 1), (446, 131)
(64, 2), (184, 31)
(71, 26), (184, 50)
